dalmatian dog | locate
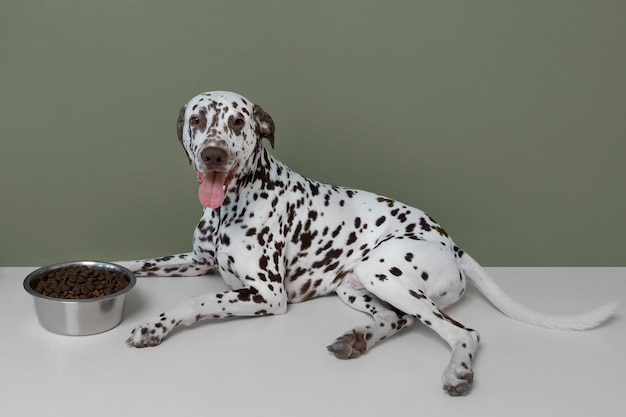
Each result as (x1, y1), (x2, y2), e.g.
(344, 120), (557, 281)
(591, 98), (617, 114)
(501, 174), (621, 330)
(121, 91), (617, 396)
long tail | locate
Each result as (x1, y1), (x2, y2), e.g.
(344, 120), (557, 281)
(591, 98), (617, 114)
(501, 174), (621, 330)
(458, 254), (618, 330)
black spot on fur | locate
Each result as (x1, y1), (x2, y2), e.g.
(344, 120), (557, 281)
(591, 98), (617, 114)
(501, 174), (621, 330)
(409, 290), (426, 300)
(259, 255), (269, 271)
(389, 267), (402, 276)
(419, 217), (431, 231)
(237, 287), (267, 304)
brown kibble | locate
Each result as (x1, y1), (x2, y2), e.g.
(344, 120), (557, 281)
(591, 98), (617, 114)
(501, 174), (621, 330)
(33, 266), (129, 300)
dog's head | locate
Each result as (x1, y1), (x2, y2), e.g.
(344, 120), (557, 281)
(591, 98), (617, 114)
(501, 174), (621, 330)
(176, 91), (275, 208)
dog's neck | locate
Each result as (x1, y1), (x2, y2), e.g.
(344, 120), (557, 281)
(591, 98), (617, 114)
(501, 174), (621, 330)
(222, 146), (286, 205)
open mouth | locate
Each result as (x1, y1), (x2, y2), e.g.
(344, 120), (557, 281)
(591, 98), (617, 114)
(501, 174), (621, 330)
(196, 162), (240, 208)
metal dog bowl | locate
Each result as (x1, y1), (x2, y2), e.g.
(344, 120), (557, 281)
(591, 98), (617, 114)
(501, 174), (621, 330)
(24, 261), (136, 336)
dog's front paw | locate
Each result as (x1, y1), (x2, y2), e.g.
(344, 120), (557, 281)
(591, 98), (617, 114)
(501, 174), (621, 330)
(126, 319), (170, 348)
(442, 362), (474, 396)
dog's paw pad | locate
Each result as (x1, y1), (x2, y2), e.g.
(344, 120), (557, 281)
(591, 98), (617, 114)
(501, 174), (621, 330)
(327, 330), (367, 359)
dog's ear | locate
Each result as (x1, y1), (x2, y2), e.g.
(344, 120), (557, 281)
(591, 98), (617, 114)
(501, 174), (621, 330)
(253, 104), (275, 148)
(176, 104), (192, 164)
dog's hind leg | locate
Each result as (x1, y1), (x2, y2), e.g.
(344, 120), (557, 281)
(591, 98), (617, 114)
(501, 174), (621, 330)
(327, 273), (416, 359)
(351, 241), (480, 395)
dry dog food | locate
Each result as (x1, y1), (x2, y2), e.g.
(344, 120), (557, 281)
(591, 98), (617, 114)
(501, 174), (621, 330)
(33, 265), (129, 300)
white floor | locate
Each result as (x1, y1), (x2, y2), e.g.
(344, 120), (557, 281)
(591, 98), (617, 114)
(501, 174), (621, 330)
(2, 267), (624, 417)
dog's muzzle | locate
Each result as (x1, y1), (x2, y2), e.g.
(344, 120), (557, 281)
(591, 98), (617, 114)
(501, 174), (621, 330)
(195, 146), (238, 209)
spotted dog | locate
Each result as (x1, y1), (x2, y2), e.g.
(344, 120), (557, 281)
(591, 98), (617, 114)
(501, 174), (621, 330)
(121, 91), (617, 396)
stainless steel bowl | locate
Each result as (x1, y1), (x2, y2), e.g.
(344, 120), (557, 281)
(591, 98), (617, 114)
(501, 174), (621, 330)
(24, 261), (136, 336)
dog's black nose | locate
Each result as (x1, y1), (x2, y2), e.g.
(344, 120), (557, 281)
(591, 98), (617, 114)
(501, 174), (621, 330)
(200, 147), (229, 170)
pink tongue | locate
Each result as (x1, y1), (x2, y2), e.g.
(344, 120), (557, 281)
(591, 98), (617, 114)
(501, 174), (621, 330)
(197, 171), (228, 208)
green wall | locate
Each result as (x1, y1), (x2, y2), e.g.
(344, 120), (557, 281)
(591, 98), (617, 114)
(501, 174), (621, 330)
(1, 0), (624, 266)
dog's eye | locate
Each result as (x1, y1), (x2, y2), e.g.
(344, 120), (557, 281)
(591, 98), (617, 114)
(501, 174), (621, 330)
(233, 117), (245, 128)
(190, 116), (200, 125)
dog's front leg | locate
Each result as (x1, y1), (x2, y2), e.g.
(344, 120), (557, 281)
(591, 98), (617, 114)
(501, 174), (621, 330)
(114, 251), (215, 277)
(126, 285), (287, 347)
